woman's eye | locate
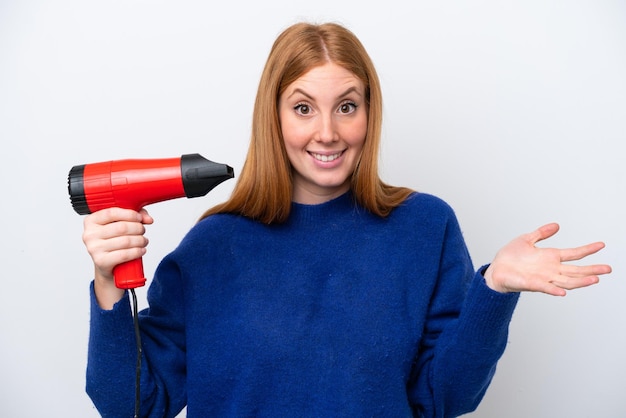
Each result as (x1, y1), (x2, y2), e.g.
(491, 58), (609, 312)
(294, 104), (311, 115)
(339, 102), (357, 114)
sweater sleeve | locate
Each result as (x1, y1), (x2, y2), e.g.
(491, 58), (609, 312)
(407, 214), (520, 418)
(86, 284), (139, 416)
(86, 254), (188, 418)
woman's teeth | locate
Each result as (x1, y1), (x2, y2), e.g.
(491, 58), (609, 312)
(311, 152), (342, 162)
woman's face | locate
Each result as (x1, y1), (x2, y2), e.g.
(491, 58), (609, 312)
(278, 62), (368, 205)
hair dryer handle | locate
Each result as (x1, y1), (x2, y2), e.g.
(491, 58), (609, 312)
(113, 258), (147, 289)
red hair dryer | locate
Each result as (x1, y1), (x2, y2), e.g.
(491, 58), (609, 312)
(68, 153), (234, 289)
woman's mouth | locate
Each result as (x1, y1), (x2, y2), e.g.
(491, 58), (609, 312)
(309, 151), (344, 162)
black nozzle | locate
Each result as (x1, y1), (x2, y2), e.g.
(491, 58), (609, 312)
(181, 153), (234, 198)
(68, 164), (91, 215)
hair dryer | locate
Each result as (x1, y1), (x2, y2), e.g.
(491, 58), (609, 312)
(68, 153), (234, 289)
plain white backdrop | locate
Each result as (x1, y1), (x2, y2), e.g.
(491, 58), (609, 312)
(1, 1), (624, 416)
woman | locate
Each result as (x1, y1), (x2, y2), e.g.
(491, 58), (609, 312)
(82, 22), (611, 417)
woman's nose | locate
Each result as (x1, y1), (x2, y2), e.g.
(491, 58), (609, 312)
(316, 113), (338, 143)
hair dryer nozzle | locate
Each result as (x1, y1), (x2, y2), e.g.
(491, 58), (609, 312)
(68, 164), (91, 215)
(181, 154), (234, 198)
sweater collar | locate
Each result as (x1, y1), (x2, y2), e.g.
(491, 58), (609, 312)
(288, 191), (356, 225)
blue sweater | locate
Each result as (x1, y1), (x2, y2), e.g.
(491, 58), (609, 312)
(87, 192), (519, 417)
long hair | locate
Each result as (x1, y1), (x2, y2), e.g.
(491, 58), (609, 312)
(200, 22), (413, 224)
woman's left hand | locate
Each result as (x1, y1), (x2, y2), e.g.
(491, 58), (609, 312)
(484, 223), (612, 296)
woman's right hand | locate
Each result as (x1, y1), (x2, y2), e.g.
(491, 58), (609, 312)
(82, 207), (154, 309)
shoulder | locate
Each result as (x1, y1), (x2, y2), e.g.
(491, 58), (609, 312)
(384, 192), (464, 240)
(164, 213), (254, 267)
(185, 212), (253, 242)
(394, 192), (456, 219)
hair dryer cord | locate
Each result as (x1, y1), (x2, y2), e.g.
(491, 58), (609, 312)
(130, 289), (142, 418)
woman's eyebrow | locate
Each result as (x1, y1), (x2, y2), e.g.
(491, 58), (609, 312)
(287, 88), (314, 101)
(287, 86), (363, 101)
(337, 86), (363, 99)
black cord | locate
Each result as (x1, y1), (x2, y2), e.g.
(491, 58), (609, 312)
(130, 288), (142, 418)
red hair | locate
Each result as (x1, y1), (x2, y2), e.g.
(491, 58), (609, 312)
(201, 22), (412, 224)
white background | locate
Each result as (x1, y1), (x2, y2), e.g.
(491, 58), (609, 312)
(1, 1), (624, 417)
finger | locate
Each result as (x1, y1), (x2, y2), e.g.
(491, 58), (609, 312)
(529, 280), (568, 297)
(86, 207), (143, 226)
(559, 263), (612, 277)
(559, 241), (606, 262)
(84, 219), (147, 243)
(107, 245), (148, 264)
(104, 219), (148, 240)
(550, 274), (600, 291)
(89, 235), (149, 268)
(498, 271), (567, 296)
(526, 222), (560, 245)
(99, 234), (150, 253)
(87, 232), (149, 258)
(92, 245), (147, 273)
(138, 208), (154, 225)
